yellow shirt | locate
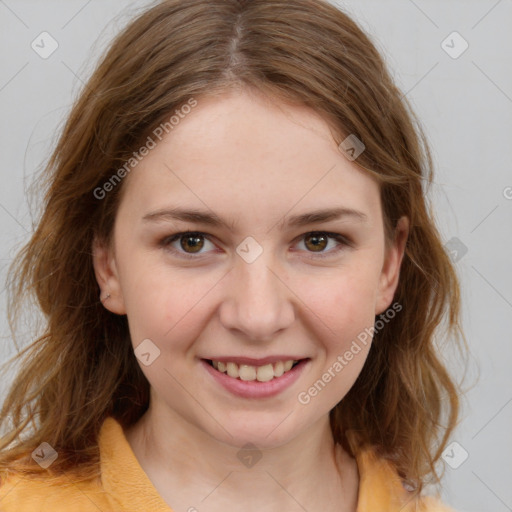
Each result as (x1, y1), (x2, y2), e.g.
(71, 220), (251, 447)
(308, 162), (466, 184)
(0, 417), (455, 511)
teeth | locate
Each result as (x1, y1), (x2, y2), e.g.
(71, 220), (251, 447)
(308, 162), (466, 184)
(256, 364), (274, 382)
(226, 362), (239, 378)
(239, 365), (256, 381)
(283, 360), (294, 372)
(210, 359), (299, 381)
(273, 361), (284, 377)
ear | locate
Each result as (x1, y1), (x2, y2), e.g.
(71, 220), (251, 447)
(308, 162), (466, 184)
(92, 236), (127, 315)
(375, 216), (409, 315)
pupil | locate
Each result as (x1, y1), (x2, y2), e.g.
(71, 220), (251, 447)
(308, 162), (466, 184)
(182, 234), (204, 253)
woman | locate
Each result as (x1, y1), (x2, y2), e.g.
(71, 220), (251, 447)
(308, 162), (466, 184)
(0, 0), (465, 510)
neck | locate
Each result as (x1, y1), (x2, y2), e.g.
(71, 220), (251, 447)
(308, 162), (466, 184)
(125, 403), (359, 512)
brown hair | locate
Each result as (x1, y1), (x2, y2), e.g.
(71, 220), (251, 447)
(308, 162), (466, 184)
(0, 0), (467, 497)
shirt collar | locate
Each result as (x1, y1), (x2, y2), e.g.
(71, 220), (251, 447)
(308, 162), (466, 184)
(345, 428), (417, 511)
(100, 417), (171, 511)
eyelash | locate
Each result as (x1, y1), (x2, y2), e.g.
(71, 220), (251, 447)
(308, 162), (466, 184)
(159, 231), (351, 260)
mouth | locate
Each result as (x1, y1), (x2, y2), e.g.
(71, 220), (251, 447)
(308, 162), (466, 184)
(200, 357), (310, 399)
(203, 358), (306, 382)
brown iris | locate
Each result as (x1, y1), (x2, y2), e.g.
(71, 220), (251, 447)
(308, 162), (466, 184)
(180, 234), (205, 253)
(304, 233), (328, 252)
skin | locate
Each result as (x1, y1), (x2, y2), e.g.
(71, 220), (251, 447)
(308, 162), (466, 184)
(93, 87), (408, 512)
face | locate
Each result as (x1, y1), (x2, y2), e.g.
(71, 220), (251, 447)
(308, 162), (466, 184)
(93, 88), (408, 449)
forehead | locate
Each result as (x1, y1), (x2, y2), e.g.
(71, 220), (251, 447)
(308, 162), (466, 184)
(118, 89), (382, 230)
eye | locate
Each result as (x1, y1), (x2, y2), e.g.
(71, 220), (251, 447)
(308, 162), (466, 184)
(160, 231), (217, 258)
(294, 231), (349, 258)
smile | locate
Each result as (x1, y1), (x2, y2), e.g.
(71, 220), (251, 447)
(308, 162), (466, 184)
(207, 359), (300, 382)
(201, 357), (310, 399)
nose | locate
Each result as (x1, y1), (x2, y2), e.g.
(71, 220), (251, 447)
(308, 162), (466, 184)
(218, 252), (296, 342)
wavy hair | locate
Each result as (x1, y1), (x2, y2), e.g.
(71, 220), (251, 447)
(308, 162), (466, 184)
(0, 0), (466, 497)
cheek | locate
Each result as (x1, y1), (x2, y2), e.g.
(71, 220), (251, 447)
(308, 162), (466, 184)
(293, 265), (378, 385)
(294, 273), (376, 408)
(117, 252), (220, 349)
(297, 266), (380, 339)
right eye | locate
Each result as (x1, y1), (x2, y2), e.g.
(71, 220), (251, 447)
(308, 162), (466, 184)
(160, 231), (218, 259)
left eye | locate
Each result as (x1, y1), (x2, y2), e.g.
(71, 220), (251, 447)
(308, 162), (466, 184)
(160, 231), (349, 259)
(296, 232), (345, 254)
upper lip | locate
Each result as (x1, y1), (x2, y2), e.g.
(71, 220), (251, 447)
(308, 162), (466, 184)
(202, 356), (308, 366)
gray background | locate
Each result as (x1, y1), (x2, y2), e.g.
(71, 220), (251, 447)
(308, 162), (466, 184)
(1, 1), (511, 510)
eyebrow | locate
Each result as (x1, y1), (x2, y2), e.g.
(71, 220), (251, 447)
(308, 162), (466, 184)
(142, 206), (367, 230)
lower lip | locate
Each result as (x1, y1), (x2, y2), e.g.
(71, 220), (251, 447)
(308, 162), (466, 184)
(201, 359), (309, 399)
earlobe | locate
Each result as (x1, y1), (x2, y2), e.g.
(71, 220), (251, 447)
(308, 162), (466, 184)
(375, 216), (409, 315)
(92, 237), (127, 315)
